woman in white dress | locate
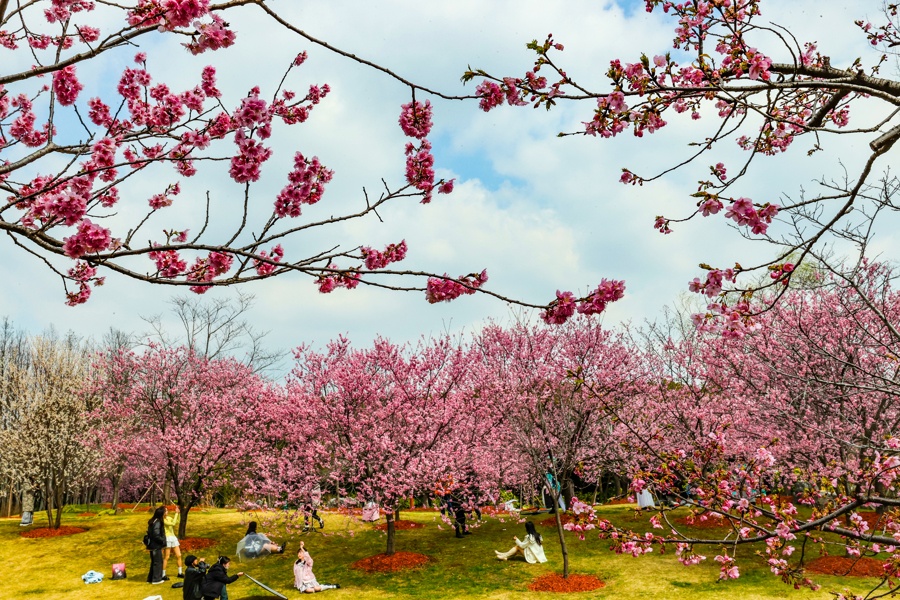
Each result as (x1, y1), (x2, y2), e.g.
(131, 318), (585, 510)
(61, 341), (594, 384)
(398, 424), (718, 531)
(494, 521), (548, 563)
(637, 487), (656, 510)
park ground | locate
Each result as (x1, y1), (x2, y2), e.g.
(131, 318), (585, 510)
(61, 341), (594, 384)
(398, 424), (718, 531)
(2, 503), (883, 599)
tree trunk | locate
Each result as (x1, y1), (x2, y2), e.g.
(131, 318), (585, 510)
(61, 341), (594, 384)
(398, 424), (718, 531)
(552, 494), (569, 578)
(44, 478), (54, 529)
(592, 475), (603, 506)
(4, 480), (13, 517)
(562, 474), (575, 509)
(110, 464), (125, 510)
(178, 504), (191, 538)
(385, 511), (396, 556)
(53, 478), (65, 529)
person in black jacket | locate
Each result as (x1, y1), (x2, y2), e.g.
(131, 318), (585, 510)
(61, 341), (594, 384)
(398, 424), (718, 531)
(146, 506), (168, 584)
(201, 555), (243, 600)
(182, 555), (207, 600)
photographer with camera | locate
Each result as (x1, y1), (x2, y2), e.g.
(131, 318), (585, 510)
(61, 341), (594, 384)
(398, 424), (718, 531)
(182, 555), (207, 600)
(201, 555), (243, 600)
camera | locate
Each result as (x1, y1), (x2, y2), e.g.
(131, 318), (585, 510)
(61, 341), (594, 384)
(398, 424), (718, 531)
(197, 561), (209, 574)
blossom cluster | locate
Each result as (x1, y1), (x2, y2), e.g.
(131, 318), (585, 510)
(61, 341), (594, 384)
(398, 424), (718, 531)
(274, 153), (334, 217)
(360, 240), (408, 271)
(316, 266), (361, 294)
(253, 245), (284, 276)
(562, 496), (598, 540)
(425, 271), (489, 304)
(186, 251), (234, 293)
(540, 279), (626, 324)
(397, 99), (455, 204)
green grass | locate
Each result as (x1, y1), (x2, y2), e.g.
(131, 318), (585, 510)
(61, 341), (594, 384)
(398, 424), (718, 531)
(0, 504), (881, 599)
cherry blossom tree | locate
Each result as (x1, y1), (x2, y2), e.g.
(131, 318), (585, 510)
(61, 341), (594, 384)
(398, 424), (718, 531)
(466, 0), (900, 332)
(472, 319), (649, 578)
(287, 334), (473, 556)
(581, 261), (900, 593)
(91, 343), (279, 537)
(0, 0), (622, 319)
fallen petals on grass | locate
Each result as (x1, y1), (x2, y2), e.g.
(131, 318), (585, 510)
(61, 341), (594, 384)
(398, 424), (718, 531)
(806, 556), (883, 577)
(373, 520), (424, 531)
(21, 526), (87, 538)
(528, 573), (605, 592)
(180, 537), (218, 551)
(350, 551), (431, 573)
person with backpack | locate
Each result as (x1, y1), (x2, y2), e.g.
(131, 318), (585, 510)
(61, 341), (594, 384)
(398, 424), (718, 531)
(182, 555), (208, 600)
(201, 555), (243, 600)
(145, 506), (168, 584)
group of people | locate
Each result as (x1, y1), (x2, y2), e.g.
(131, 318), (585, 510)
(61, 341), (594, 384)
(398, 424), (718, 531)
(145, 502), (550, 598)
(144, 505), (189, 583)
(145, 512), (339, 596)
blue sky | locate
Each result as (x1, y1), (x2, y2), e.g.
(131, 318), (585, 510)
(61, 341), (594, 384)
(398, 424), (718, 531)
(0, 0), (891, 376)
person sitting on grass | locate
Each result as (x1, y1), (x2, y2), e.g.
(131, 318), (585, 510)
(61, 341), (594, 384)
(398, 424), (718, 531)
(236, 521), (285, 560)
(494, 521), (547, 563)
(294, 541), (340, 593)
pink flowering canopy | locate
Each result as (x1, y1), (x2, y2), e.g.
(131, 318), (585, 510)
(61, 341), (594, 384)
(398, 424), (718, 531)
(463, 0), (900, 333)
(0, 0), (623, 322)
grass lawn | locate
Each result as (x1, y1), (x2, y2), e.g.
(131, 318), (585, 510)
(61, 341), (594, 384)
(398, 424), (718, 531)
(0, 503), (882, 599)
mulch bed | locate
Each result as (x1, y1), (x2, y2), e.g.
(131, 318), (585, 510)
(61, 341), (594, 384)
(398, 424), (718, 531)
(373, 520), (424, 531)
(528, 573), (606, 592)
(77, 512), (97, 517)
(539, 514), (576, 527)
(21, 526), (87, 538)
(604, 498), (633, 505)
(350, 551), (431, 573)
(844, 512), (885, 530)
(806, 556), (883, 577)
(480, 506), (512, 516)
(180, 537), (218, 551)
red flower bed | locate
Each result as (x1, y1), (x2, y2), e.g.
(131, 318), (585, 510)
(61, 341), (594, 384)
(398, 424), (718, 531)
(21, 526), (87, 538)
(180, 537), (217, 551)
(373, 520), (424, 531)
(806, 556), (883, 577)
(528, 573), (606, 592)
(350, 551), (431, 573)
(77, 512), (97, 517)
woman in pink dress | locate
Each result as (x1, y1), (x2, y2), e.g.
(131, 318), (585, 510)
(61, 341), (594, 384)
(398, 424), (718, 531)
(293, 541), (340, 593)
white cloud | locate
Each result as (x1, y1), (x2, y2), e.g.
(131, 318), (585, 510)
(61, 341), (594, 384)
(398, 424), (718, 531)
(2, 0), (895, 377)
